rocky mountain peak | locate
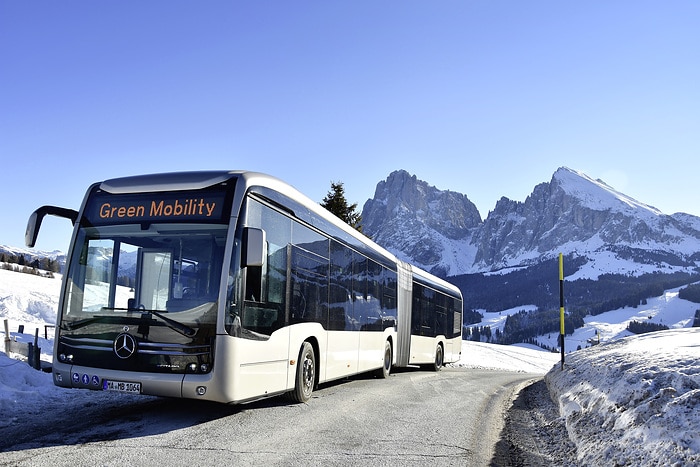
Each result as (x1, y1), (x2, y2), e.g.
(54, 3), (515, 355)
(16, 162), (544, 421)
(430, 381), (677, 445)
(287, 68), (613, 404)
(362, 170), (481, 277)
(361, 167), (700, 278)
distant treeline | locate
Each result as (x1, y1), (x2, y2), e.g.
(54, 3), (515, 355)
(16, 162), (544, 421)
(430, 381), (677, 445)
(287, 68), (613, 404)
(463, 309), (483, 326)
(450, 256), (699, 314)
(0, 252), (60, 273)
(1, 262), (55, 278)
(464, 308), (585, 345)
(679, 282), (700, 303)
(626, 320), (669, 334)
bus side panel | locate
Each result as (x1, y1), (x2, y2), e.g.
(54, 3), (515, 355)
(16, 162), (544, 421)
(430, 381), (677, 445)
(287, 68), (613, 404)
(227, 328), (291, 402)
(324, 330), (359, 381)
(358, 330), (387, 373)
(408, 335), (441, 365)
(444, 336), (462, 364)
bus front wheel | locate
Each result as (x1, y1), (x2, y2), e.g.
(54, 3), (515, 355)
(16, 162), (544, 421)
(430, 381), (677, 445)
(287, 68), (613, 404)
(289, 342), (316, 403)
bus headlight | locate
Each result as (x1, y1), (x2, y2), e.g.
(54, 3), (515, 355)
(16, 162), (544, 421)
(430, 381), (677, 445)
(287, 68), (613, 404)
(200, 364), (210, 373)
(58, 354), (74, 363)
(188, 363), (198, 373)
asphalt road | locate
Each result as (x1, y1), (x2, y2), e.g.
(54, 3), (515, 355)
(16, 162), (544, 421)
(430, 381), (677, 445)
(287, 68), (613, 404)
(0, 367), (540, 466)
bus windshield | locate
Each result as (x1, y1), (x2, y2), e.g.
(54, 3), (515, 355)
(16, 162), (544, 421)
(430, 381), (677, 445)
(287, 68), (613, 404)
(62, 223), (227, 331)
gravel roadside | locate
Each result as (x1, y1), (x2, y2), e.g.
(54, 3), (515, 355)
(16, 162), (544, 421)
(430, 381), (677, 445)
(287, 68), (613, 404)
(491, 379), (578, 466)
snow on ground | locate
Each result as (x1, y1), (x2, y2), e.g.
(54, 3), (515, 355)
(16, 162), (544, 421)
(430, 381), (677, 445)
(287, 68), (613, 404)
(1, 267), (699, 464)
(455, 340), (559, 374)
(0, 267), (60, 329)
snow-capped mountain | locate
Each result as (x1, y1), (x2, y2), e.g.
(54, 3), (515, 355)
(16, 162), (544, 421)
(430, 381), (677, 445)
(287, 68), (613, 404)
(0, 244), (139, 278)
(361, 169), (482, 277)
(362, 167), (700, 279)
(0, 244), (66, 272)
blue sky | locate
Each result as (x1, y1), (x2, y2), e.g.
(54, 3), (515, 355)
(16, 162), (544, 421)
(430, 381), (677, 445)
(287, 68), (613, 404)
(1, 1), (698, 252)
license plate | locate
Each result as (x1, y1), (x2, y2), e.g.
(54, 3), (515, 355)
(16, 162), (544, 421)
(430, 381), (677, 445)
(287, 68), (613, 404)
(103, 380), (141, 394)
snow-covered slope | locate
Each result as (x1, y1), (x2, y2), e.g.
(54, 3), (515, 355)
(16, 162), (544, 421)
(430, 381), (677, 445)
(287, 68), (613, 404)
(468, 284), (698, 351)
(0, 267), (60, 328)
(555, 167), (663, 216)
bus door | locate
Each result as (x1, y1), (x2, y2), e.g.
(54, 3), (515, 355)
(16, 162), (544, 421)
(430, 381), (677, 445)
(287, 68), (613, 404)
(235, 225), (291, 399)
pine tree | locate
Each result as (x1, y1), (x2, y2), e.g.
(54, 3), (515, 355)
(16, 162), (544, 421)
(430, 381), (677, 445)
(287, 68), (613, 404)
(320, 181), (363, 232)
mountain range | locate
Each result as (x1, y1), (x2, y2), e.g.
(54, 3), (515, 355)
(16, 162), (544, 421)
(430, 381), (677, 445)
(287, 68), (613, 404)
(3, 166), (700, 320)
(362, 167), (700, 281)
(2, 166), (699, 345)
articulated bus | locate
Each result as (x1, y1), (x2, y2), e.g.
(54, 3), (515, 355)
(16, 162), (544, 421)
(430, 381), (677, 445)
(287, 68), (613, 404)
(26, 171), (463, 403)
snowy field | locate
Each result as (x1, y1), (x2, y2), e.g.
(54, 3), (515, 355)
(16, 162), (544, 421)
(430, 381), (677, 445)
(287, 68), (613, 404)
(1, 268), (699, 464)
(471, 282), (699, 352)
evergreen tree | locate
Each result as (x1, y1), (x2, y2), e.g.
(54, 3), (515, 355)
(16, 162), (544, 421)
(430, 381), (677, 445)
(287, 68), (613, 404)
(320, 181), (363, 232)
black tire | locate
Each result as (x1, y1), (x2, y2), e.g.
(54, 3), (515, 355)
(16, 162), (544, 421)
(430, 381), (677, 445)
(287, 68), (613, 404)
(290, 342), (316, 403)
(376, 340), (392, 379)
(431, 344), (444, 372)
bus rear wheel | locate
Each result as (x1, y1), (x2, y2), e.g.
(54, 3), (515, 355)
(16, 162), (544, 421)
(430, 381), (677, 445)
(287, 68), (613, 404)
(289, 342), (316, 403)
(431, 344), (444, 372)
(376, 340), (392, 379)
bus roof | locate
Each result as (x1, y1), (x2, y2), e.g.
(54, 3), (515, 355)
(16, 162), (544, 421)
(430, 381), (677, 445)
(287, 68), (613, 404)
(97, 170), (462, 300)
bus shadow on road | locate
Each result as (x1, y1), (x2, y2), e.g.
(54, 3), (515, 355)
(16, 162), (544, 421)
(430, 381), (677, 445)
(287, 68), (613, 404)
(0, 393), (293, 453)
(1, 366), (444, 453)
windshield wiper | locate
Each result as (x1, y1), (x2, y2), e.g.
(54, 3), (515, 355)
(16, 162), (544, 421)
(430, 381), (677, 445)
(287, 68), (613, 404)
(62, 308), (197, 338)
(143, 309), (197, 338)
(61, 314), (145, 331)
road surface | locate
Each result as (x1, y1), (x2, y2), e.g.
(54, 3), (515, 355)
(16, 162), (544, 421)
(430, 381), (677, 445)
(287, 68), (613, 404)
(0, 367), (540, 466)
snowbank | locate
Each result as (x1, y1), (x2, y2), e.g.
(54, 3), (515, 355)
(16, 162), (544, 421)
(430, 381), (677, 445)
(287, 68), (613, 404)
(545, 328), (700, 465)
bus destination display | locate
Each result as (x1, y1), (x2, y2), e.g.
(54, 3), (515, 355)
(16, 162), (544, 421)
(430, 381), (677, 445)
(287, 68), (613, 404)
(85, 191), (227, 225)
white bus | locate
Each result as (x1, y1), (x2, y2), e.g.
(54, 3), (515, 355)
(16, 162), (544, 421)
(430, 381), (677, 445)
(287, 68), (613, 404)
(26, 171), (463, 403)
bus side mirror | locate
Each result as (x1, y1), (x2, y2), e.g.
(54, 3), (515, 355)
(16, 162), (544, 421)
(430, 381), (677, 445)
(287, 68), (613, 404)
(25, 205), (79, 248)
(243, 227), (267, 267)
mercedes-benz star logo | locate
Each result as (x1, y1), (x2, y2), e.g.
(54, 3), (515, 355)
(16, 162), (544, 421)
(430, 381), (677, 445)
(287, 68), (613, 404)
(114, 333), (137, 359)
